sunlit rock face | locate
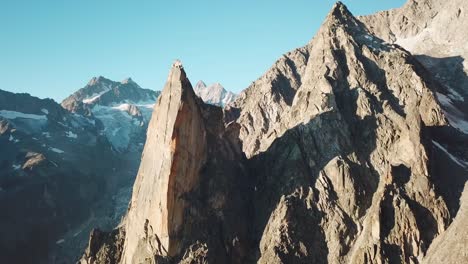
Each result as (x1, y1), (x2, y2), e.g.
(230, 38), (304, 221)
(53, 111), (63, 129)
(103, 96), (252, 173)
(360, 0), (468, 136)
(91, 61), (249, 264)
(80, 1), (468, 264)
(121, 62), (207, 262)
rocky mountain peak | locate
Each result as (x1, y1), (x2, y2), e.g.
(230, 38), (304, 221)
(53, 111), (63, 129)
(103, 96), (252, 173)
(168, 60), (188, 84)
(118, 62), (208, 262)
(120, 77), (136, 85)
(211, 82), (223, 90)
(79, 1), (468, 264)
(87, 76), (112, 86)
(61, 75), (160, 151)
(323, 1), (360, 30)
(81, 60), (250, 264)
(172, 59), (184, 69)
(194, 81), (237, 106)
(329, 1), (350, 18)
(195, 80), (207, 90)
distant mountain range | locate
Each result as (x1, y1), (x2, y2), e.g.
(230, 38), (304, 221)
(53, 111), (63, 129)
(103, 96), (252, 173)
(0, 76), (235, 263)
(62, 76), (159, 152)
(2, 0), (468, 263)
(194, 81), (237, 106)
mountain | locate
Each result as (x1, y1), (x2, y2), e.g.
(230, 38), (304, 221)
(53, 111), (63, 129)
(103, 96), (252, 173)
(62, 77), (160, 152)
(360, 0), (468, 135)
(0, 76), (161, 263)
(81, 61), (250, 264)
(80, 2), (468, 264)
(194, 80), (237, 106)
(359, 1), (468, 262)
(0, 90), (137, 263)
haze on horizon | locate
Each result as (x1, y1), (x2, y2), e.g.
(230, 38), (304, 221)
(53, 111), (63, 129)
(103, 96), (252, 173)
(0, 0), (405, 102)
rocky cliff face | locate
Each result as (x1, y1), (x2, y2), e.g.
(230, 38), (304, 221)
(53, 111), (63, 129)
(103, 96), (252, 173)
(359, 1), (468, 263)
(122, 61), (208, 262)
(81, 1), (468, 264)
(360, 0), (468, 135)
(81, 61), (251, 264)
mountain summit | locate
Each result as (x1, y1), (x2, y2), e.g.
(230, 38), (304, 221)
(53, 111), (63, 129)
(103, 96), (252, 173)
(121, 61), (208, 262)
(61, 77), (159, 151)
(194, 80), (237, 106)
(79, 1), (468, 264)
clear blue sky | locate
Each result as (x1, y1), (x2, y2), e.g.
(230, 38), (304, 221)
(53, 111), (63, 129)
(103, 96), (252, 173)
(0, 0), (406, 102)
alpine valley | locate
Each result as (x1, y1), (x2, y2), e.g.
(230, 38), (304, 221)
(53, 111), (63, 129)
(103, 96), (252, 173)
(1, 0), (467, 264)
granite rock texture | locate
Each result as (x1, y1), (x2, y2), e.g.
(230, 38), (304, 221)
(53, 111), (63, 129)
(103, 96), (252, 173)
(80, 1), (467, 263)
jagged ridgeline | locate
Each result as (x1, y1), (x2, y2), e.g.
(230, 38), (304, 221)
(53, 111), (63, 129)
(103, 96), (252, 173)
(80, 2), (468, 264)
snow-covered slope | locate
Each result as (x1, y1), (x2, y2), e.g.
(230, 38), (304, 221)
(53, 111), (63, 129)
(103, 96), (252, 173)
(62, 77), (160, 151)
(0, 89), (140, 264)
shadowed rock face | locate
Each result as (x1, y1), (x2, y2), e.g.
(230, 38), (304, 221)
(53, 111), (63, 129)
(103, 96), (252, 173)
(360, 3), (468, 262)
(80, 1), (467, 264)
(236, 3), (451, 263)
(0, 89), (137, 264)
(360, 0), (468, 135)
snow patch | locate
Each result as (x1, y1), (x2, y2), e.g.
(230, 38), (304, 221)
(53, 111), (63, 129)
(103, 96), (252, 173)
(49, 147), (65, 154)
(436, 93), (468, 134)
(112, 103), (132, 112)
(56, 239), (65, 244)
(41, 108), (49, 114)
(58, 121), (68, 127)
(111, 127), (121, 137)
(66, 131), (78, 139)
(42, 132), (51, 138)
(91, 105), (138, 150)
(446, 86), (465, 102)
(395, 27), (434, 52)
(82, 86), (111, 104)
(432, 140), (468, 169)
(12, 164), (21, 170)
(9, 135), (20, 143)
(0, 110), (47, 121)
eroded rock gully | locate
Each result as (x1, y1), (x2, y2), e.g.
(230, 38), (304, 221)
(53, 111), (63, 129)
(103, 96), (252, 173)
(80, 2), (468, 264)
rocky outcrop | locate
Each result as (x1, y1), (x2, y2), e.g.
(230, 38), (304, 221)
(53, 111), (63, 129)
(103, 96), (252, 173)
(82, 61), (250, 264)
(121, 60), (208, 262)
(80, 228), (126, 264)
(81, 1), (467, 264)
(422, 183), (468, 264)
